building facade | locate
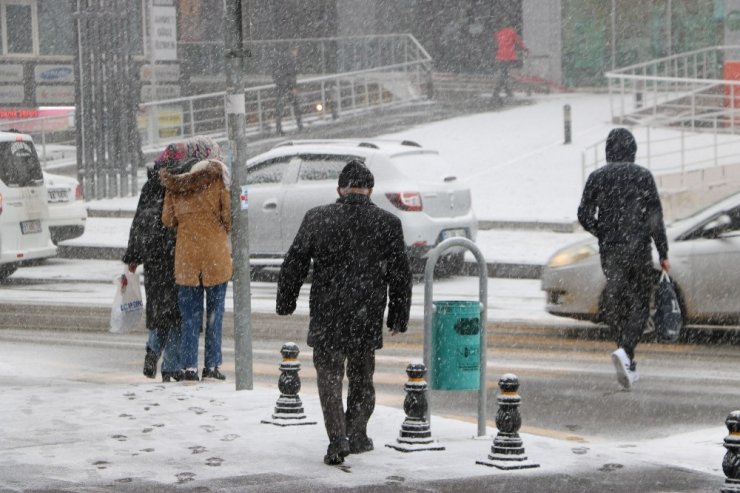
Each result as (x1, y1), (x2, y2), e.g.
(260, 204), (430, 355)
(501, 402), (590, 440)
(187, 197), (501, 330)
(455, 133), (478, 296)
(0, 0), (729, 113)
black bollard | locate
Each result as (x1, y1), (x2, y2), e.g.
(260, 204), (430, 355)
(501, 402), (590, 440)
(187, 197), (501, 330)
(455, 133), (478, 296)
(722, 411), (740, 493)
(563, 104), (572, 144)
(476, 373), (539, 469)
(386, 363), (445, 452)
(261, 342), (317, 427)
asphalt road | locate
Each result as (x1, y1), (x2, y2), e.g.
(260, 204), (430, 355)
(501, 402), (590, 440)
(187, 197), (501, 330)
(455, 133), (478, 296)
(1, 310), (737, 443)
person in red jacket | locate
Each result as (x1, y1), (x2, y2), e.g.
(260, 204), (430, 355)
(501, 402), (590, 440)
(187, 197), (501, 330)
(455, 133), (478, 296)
(492, 22), (528, 103)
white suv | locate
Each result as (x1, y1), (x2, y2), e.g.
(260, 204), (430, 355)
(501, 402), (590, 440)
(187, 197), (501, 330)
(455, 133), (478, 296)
(245, 139), (477, 274)
(0, 131), (56, 280)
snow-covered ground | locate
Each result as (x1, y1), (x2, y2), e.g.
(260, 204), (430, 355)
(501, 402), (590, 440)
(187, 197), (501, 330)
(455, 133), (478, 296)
(1, 93), (731, 489)
(0, 362), (727, 490)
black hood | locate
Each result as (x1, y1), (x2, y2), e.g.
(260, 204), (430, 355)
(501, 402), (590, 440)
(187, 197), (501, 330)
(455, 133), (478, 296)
(605, 128), (637, 163)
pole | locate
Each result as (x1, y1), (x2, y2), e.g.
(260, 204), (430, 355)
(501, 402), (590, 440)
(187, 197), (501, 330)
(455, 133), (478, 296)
(225, 0), (253, 390)
(563, 104), (572, 144)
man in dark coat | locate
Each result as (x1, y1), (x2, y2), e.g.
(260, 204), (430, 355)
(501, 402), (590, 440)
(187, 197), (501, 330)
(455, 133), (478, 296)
(271, 45), (303, 136)
(276, 160), (412, 466)
(578, 128), (670, 390)
(123, 144), (182, 382)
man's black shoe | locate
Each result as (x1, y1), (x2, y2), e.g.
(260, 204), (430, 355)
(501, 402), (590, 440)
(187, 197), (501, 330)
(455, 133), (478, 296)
(349, 436), (374, 454)
(202, 367), (226, 380)
(323, 438), (350, 465)
(162, 370), (183, 382)
(182, 370), (199, 382)
(143, 348), (157, 379)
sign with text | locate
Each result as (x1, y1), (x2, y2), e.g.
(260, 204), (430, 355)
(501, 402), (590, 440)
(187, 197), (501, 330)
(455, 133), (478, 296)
(140, 84), (180, 102)
(140, 63), (180, 83)
(137, 105), (183, 138)
(34, 65), (74, 83)
(35, 85), (75, 104)
(0, 85), (25, 104)
(0, 65), (23, 83)
(151, 6), (177, 61)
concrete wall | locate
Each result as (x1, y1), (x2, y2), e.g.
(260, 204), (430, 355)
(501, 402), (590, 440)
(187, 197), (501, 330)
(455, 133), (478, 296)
(522, 0), (563, 85)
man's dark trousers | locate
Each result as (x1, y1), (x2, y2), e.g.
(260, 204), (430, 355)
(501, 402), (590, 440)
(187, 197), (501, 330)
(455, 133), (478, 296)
(600, 248), (655, 362)
(275, 86), (302, 134)
(313, 346), (375, 445)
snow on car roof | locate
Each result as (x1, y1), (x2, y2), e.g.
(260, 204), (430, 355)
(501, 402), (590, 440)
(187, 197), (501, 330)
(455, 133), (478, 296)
(269, 138), (439, 157)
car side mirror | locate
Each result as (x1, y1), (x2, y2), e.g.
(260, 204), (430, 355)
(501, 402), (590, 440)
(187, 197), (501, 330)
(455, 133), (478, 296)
(702, 213), (732, 238)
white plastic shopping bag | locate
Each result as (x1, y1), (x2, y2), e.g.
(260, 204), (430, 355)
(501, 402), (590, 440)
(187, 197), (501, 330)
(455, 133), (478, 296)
(110, 270), (144, 333)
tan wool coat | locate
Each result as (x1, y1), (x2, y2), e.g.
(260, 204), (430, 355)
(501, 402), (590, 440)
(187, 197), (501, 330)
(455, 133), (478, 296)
(161, 160), (233, 287)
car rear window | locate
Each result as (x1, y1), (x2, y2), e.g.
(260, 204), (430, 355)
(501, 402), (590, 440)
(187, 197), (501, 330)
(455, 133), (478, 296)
(0, 140), (44, 187)
(246, 156), (291, 185)
(298, 154), (363, 182)
(391, 152), (454, 182)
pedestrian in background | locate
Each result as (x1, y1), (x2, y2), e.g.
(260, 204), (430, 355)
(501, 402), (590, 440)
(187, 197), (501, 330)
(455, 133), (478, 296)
(492, 18), (528, 104)
(271, 45), (303, 136)
(122, 143), (183, 382)
(276, 160), (412, 466)
(160, 136), (232, 382)
(577, 128), (670, 390)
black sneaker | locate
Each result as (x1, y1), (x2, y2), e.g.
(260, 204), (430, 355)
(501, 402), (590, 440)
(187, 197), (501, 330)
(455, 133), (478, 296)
(323, 437), (350, 465)
(162, 370), (183, 382)
(182, 370), (199, 382)
(143, 348), (158, 379)
(349, 436), (374, 454)
(202, 367), (226, 380)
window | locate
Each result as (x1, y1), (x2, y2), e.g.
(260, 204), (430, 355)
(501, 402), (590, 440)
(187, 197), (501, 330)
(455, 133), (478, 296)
(246, 158), (289, 185)
(0, 0), (143, 57)
(0, 140), (43, 187)
(298, 155), (361, 182)
(1, 0), (36, 56)
(38, 1), (72, 55)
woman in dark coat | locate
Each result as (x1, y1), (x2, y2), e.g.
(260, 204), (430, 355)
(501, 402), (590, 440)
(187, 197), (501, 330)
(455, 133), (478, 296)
(122, 143), (183, 382)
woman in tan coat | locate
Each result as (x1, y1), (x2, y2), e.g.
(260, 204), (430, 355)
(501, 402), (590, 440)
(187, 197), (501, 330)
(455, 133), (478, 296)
(161, 136), (232, 382)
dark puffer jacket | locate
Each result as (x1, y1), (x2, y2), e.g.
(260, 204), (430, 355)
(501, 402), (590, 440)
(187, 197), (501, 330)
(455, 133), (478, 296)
(276, 193), (412, 350)
(577, 128), (669, 260)
(122, 163), (180, 331)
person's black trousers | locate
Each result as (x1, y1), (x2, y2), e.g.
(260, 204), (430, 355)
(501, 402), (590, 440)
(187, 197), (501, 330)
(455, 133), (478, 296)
(275, 86), (302, 133)
(312, 345), (375, 446)
(600, 251), (655, 362)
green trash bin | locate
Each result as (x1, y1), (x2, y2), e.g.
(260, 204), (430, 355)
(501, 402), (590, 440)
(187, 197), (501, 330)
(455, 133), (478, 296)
(430, 300), (481, 390)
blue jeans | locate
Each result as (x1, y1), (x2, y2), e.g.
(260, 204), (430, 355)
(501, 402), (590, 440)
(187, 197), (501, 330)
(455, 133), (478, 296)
(147, 327), (181, 373)
(178, 282), (227, 370)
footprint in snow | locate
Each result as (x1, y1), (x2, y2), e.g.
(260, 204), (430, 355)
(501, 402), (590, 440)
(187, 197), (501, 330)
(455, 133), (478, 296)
(111, 434), (127, 442)
(189, 445), (206, 454)
(220, 434), (239, 442)
(176, 472), (196, 483)
(206, 457), (224, 467)
(189, 406), (206, 415)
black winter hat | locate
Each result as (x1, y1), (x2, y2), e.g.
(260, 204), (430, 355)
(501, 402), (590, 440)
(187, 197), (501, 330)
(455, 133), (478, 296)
(605, 127), (637, 163)
(338, 160), (374, 188)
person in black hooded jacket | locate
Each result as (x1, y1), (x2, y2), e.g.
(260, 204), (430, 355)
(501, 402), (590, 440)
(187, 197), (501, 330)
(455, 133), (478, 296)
(578, 128), (670, 390)
(276, 160), (412, 466)
(122, 143), (183, 382)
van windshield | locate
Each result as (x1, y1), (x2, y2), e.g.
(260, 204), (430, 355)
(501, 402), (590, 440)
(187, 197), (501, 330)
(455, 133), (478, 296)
(0, 140), (44, 187)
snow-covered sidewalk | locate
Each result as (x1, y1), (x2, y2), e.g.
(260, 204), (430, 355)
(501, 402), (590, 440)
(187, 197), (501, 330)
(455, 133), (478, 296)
(0, 369), (726, 491)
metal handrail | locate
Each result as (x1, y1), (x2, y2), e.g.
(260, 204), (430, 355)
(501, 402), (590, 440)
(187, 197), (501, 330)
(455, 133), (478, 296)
(0, 34), (434, 170)
(588, 46), (740, 191)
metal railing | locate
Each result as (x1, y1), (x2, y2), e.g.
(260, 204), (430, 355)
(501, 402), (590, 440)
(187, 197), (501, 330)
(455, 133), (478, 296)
(580, 122), (740, 188)
(139, 60), (432, 149)
(0, 34), (432, 169)
(606, 46), (740, 129)
(582, 47), (740, 192)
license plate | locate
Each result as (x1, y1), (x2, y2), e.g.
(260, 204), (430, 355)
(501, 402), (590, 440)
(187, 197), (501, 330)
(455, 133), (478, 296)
(441, 228), (467, 240)
(48, 189), (68, 202)
(20, 220), (42, 234)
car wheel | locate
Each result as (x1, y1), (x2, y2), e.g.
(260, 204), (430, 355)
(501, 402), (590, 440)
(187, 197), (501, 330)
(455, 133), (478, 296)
(0, 264), (18, 282)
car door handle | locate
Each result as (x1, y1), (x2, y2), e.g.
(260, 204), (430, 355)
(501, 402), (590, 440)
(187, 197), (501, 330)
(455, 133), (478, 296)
(263, 201), (278, 211)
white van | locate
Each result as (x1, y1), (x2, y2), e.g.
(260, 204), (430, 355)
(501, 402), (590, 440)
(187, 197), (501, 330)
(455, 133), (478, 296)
(0, 131), (56, 281)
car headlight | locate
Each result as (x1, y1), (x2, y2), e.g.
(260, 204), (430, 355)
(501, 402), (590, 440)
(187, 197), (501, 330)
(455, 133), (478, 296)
(547, 244), (598, 268)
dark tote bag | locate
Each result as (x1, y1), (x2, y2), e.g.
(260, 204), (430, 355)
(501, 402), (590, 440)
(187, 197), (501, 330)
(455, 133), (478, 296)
(654, 271), (682, 343)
